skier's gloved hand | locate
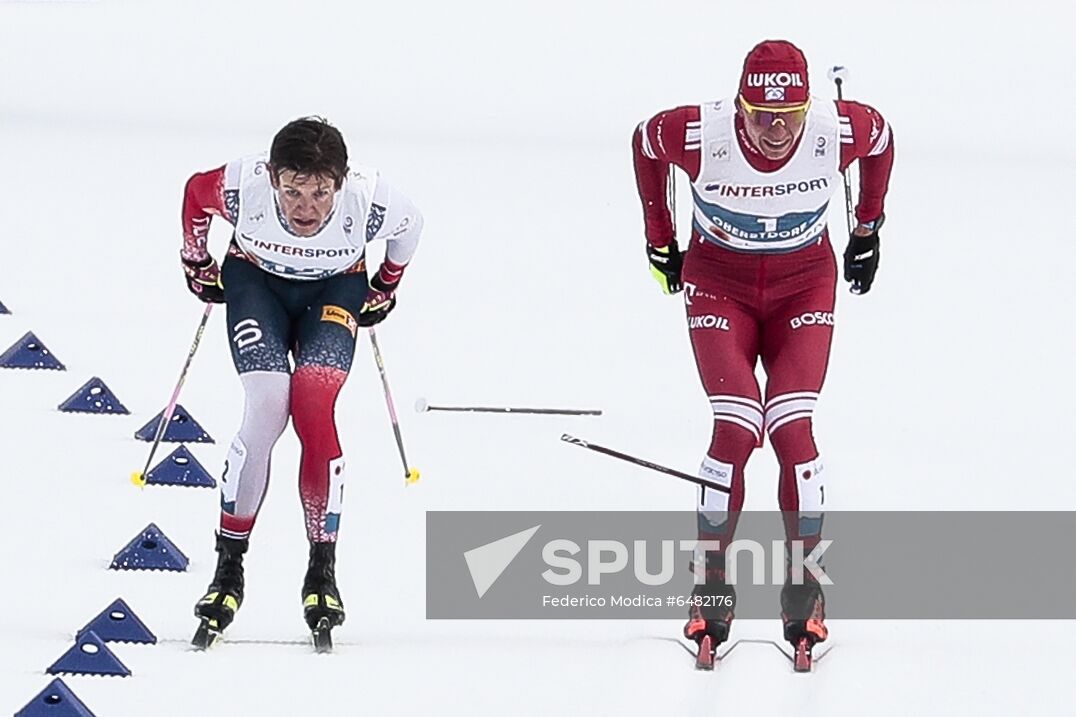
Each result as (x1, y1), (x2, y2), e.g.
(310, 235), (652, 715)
(357, 272), (398, 327)
(647, 242), (683, 294)
(182, 255), (225, 303)
(843, 214), (883, 295)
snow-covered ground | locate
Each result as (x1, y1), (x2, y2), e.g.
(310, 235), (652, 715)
(2, 1), (1074, 715)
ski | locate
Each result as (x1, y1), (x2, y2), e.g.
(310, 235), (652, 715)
(311, 617), (334, 653)
(694, 635), (716, 670)
(792, 637), (813, 672)
(676, 637), (732, 670)
(192, 617), (335, 652)
(676, 637), (828, 672)
(191, 618), (222, 650)
(775, 637), (833, 672)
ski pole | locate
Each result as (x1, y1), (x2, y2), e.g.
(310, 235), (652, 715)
(369, 328), (420, 485)
(131, 302), (214, 487)
(415, 398), (601, 416)
(828, 65), (857, 243)
(560, 434), (729, 494)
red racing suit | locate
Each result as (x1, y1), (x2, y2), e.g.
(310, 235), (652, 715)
(633, 97), (894, 547)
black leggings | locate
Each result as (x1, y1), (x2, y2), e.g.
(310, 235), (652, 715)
(221, 255), (368, 374)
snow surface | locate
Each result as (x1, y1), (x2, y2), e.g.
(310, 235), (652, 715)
(2, 1), (1075, 715)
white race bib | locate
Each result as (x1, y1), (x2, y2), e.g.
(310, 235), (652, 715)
(690, 98), (841, 254)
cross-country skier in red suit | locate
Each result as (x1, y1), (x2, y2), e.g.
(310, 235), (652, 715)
(632, 40), (893, 665)
(179, 117), (423, 648)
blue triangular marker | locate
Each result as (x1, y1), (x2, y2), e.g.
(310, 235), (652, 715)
(46, 631), (131, 678)
(145, 445), (217, 488)
(14, 678), (97, 717)
(0, 332), (65, 370)
(58, 377), (130, 415)
(76, 598), (156, 644)
(0, 299), (9, 314)
(110, 523), (189, 572)
(134, 404), (214, 443)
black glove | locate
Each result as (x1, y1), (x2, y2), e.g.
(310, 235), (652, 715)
(843, 215), (883, 295)
(357, 273), (398, 327)
(182, 255), (225, 303)
(647, 242), (683, 294)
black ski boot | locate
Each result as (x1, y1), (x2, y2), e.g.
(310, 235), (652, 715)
(192, 534), (248, 648)
(781, 576), (828, 671)
(682, 554), (735, 670)
(302, 541), (344, 651)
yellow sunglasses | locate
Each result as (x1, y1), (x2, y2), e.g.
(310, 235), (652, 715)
(739, 95), (811, 128)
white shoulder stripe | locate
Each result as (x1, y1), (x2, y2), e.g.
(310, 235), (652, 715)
(638, 120), (657, 160)
(868, 121), (891, 157)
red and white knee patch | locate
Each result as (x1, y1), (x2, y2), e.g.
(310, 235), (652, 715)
(765, 391), (818, 436)
(709, 394), (763, 442)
